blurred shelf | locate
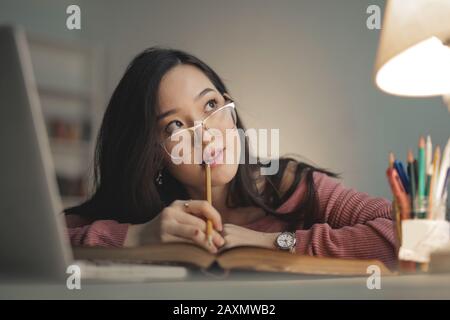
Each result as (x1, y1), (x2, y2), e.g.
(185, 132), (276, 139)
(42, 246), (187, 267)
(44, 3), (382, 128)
(28, 34), (103, 204)
(49, 138), (91, 154)
(38, 86), (92, 104)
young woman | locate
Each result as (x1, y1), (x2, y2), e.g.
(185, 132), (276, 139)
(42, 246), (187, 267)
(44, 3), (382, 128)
(65, 47), (398, 270)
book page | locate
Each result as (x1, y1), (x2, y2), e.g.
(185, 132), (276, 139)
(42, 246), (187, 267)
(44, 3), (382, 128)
(216, 247), (394, 276)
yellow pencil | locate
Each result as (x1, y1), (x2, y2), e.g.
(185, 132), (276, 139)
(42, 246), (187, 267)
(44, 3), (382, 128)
(205, 163), (213, 246)
(427, 146), (440, 219)
(389, 152), (402, 244)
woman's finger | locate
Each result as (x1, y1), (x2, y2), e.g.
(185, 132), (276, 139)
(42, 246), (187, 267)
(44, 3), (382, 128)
(178, 200), (223, 231)
(165, 222), (218, 253)
(173, 210), (225, 245)
(161, 233), (194, 244)
(172, 209), (207, 230)
(217, 237), (236, 253)
(212, 230), (225, 248)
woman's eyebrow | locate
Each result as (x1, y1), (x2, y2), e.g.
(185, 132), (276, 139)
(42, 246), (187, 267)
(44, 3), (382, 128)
(194, 87), (216, 101)
(157, 108), (178, 121)
(157, 88), (217, 121)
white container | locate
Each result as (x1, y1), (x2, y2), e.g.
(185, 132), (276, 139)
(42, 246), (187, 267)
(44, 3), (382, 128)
(399, 220), (450, 263)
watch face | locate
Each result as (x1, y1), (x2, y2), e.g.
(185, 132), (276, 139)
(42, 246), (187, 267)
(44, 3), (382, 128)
(277, 232), (295, 249)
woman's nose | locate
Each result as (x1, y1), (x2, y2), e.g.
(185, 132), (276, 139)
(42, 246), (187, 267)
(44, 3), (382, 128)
(201, 125), (214, 145)
(191, 122), (212, 146)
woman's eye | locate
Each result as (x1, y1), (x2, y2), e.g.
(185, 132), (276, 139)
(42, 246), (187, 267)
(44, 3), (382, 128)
(205, 99), (218, 112)
(165, 120), (184, 135)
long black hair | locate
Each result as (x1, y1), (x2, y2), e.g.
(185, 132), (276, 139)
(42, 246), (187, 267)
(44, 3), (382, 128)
(65, 47), (339, 231)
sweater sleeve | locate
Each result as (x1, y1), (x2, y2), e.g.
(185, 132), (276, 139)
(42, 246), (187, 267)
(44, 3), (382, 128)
(294, 171), (398, 270)
(65, 214), (130, 247)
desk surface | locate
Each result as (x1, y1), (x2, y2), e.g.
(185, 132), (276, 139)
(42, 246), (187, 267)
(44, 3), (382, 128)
(1, 272), (450, 299)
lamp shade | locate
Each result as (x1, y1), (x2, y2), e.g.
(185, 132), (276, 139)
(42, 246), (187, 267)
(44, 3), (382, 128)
(375, 0), (450, 97)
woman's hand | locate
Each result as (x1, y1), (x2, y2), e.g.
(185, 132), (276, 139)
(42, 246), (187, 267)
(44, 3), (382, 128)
(218, 224), (280, 252)
(124, 200), (225, 253)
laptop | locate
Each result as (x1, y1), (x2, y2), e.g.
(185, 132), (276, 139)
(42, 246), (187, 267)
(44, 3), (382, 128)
(0, 25), (188, 282)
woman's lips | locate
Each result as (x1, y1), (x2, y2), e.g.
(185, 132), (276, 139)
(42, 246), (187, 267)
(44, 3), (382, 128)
(210, 149), (224, 167)
(205, 148), (225, 167)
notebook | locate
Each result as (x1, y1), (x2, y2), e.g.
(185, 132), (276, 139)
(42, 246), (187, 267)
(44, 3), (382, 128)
(73, 243), (395, 277)
(76, 260), (189, 281)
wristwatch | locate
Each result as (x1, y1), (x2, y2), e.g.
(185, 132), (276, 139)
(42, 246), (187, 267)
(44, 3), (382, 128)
(275, 232), (296, 253)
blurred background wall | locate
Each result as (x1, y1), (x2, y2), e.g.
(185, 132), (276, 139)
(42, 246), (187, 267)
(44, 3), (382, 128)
(1, 0), (449, 203)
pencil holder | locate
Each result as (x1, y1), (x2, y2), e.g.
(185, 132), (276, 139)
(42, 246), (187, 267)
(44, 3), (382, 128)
(399, 219), (450, 264)
(413, 197), (448, 220)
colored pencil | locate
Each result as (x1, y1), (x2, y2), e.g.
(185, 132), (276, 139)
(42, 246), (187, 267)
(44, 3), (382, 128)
(417, 136), (426, 218)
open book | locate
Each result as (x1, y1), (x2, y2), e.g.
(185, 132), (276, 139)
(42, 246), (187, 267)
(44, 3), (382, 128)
(73, 243), (395, 276)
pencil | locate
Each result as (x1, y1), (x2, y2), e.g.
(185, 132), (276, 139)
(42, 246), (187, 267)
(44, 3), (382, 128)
(407, 149), (416, 218)
(388, 153), (403, 248)
(420, 137), (432, 278)
(425, 135), (433, 197)
(427, 146), (440, 219)
(417, 136), (426, 218)
(204, 162), (213, 246)
(413, 159), (418, 193)
(386, 167), (411, 220)
(389, 152), (395, 168)
(393, 199), (402, 244)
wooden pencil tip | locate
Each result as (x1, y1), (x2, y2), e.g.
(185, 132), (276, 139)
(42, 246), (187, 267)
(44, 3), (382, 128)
(389, 152), (395, 167)
(435, 145), (441, 155)
(419, 136), (425, 147)
(407, 149), (414, 162)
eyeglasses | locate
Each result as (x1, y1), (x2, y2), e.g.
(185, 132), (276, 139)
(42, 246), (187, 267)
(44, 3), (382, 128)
(160, 98), (237, 159)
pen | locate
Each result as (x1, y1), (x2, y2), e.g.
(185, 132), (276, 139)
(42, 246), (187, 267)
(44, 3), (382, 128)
(442, 168), (450, 199)
(394, 160), (410, 194)
(435, 138), (450, 204)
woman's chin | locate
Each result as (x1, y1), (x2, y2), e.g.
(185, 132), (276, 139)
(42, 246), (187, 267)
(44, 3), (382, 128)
(211, 163), (238, 186)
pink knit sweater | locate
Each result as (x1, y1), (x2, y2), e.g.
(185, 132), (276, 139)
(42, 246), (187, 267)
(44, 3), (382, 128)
(65, 171), (398, 269)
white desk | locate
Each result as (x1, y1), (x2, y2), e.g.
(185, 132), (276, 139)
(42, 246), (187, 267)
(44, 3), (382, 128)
(1, 272), (450, 299)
